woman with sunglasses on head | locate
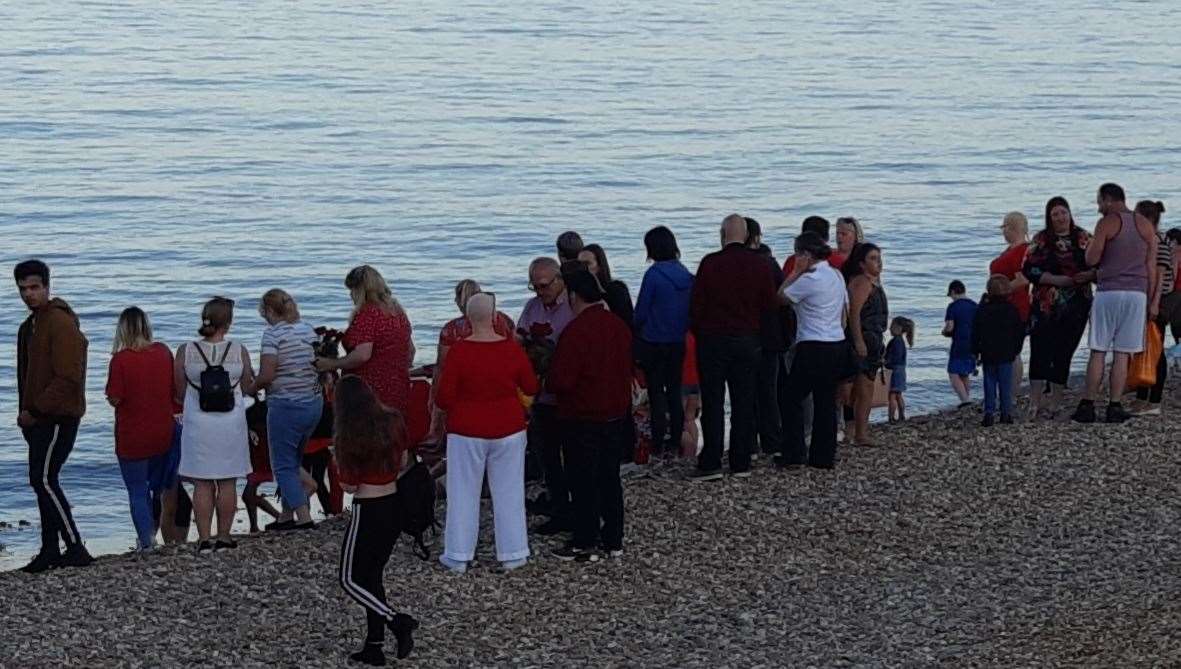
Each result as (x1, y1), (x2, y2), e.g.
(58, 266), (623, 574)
(316, 265), (415, 414)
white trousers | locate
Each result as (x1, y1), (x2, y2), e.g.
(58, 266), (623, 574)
(443, 431), (530, 563)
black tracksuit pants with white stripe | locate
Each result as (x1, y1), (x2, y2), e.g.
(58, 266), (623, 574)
(23, 418), (83, 555)
(339, 492), (403, 643)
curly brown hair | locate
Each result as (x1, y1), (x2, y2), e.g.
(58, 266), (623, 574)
(333, 375), (405, 479)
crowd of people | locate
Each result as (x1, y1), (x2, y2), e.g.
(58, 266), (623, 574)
(10, 182), (1174, 666)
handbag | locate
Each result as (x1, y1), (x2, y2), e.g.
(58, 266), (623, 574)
(871, 369), (891, 408)
(1128, 322), (1163, 389)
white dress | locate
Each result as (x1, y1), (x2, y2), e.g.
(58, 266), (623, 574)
(178, 340), (252, 480)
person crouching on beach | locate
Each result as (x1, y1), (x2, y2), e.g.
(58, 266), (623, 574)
(972, 276), (1025, 426)
(884, 317), (914, 423)
(175, 297), (257, 554)
(547, 268), (633, 562)
(435, 292), (539, 573)
(105, 307), (179, 554)
(14, 259), (93, 573)
(334, 375), (418, 666)
(942, 280), (978, 407)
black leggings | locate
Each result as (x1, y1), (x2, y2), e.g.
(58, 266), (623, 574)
(302, 450), (332, 514)
(1028, 312), (1088, 386)
(23, 419), (83, 554)
(339, 492), (403, 643)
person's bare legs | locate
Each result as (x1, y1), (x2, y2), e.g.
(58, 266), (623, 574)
(1083, 350), (1107, 401)
(192, 480), (215, 543)
(159, 486), (180, 544)
(949, 374), (970, 403)
(1028, 380), (1045, 421)
(852, 374), (874, 444)
(1109, 352), (1130, 400)
(215, 478), (237, 541)
(681, 394), (700, 458)
(888, 392), (899, 423)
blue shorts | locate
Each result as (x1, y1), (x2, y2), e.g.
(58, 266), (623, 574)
(889, 368), (907, 393)
(948, 356), (976, 377)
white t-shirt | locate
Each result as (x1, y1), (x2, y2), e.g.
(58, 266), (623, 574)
(782, 262), (848, 343)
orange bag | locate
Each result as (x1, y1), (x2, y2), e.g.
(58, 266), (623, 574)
(1128, 322), (1162, 389)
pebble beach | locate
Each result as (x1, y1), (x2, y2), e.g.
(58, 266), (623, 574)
(2, 393), (1180, 668)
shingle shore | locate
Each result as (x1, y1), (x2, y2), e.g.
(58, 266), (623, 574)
(2, 400), (1179, 668)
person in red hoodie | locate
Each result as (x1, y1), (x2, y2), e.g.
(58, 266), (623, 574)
(546, 268), (633, 562)
(435, 292), (539, 573)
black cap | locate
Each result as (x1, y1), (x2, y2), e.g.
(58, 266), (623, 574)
(947, 280), (966, 296)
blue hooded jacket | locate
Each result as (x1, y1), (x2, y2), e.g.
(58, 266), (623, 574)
(634, 260), (694, 344)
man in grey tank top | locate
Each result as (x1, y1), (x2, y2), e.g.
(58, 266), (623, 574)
(1072, 183), (1159, 424)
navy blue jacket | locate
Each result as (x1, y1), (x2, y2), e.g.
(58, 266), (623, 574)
(634, 260), (694, 344)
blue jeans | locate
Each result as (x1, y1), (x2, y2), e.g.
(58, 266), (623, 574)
(118, 433), (181, 549)
(267, 396), (323, 513)
(983, 361), (1014, 418)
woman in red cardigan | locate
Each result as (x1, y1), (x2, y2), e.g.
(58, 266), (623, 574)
(435, 292), (539, 573)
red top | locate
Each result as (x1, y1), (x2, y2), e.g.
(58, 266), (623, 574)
(438, 312), (515, 348)
(990, 243), (1032, 322)
(435, 338), (538, 439)
(782, 252), (847, 276)
(306, 437), (332, 454)
(683, 332), (699, 386)
(105, 343), (176, 460)
(547, 305), (633, 422)
(343, 304), (413, 413)
(691, 244), (778, 337)
(338, 467), (397, 486)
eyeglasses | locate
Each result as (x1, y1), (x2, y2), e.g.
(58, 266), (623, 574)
(528, 277), (558, 292)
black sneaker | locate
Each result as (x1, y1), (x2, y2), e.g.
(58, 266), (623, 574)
(1106, 403), (1133, 424)
(1071, 401), (1096, 424)
(349, 641), (386, 666)
(730, 469), (752, 479)
(57, 544), (95, 568)
(265, 519), (296, 532)
(197, 540), (215, 555)
(981, 414), (995, 428)
(1000, 414), (1014, 425)
(535, 519), (572, 536)
(291, 521), (317, 531)
(387, 613), (418, 659)
(213, 539), (238, 552)
(687, 468), (723, 482)
(773, 456), (804, 471)
(20, 551), (60, 574)
(551, 545), (599, 562)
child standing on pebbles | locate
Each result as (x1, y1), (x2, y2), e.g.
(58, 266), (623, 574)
(333, 376), (418, 666)
(972, 275), (1026, 426)
(884, 317), (914, 423)
(943, 280), (978, 407)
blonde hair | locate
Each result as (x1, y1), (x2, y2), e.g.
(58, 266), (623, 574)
(454, 279), (481, 312)
(1003, 211), (1029, 238)
(112, 307), (153, 354)
(198, 297), (234, 337)
(259, 288), (300, 323)
(345, 265), (404, 319)
(836, 216), (865, 243)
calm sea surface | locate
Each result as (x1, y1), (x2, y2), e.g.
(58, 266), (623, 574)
(2, 1), (1179, 568)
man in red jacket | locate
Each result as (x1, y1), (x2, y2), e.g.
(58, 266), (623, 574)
(688, 214), (779, 481)
(546, 268), (632, 562)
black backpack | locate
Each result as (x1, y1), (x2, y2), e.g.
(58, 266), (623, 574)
(396, 458), (439, 560)
(187, 342), (238, 412)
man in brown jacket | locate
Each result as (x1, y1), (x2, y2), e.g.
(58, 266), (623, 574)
(15, 259), (93, 572)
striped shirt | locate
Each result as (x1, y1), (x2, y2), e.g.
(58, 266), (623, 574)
(1156, 232), (1175, 296)
(260, 320), (321, 399)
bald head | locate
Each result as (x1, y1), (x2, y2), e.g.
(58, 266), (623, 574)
(465, 291), (495, 326)
(721, 214), (747, 245)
